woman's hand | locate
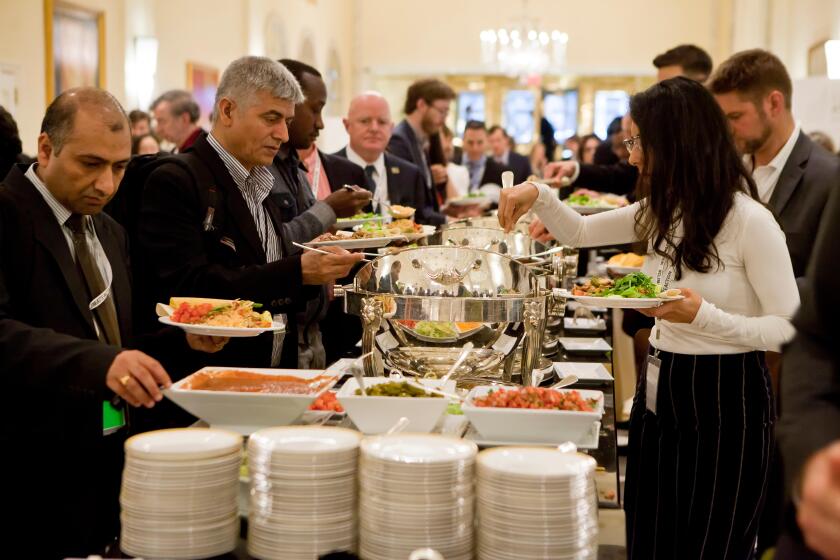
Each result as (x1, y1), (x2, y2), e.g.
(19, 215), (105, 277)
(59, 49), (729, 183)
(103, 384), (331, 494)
(528, 216), (555, 243)
(498, 182), (540, 232)
(638, 288), (702, 324)
(186, 334), (229, 353)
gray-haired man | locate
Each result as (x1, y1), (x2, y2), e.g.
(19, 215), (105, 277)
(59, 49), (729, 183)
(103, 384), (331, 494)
(138, 56), (363, 369)
(150, 89), (204, 152)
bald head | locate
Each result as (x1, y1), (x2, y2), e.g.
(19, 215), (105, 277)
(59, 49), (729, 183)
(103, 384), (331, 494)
(343, 91), (394, 163)
(41, 87), (128, 154)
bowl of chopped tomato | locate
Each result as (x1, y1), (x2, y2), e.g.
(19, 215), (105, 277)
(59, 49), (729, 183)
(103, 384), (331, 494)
(462, 386), (604, 445)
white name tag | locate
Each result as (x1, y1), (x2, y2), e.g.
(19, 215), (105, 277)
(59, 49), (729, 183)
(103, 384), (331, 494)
(645, 354), (661, 415)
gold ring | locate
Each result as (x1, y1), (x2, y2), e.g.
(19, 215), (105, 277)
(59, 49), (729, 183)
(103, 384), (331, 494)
(119, 375), (131, 387)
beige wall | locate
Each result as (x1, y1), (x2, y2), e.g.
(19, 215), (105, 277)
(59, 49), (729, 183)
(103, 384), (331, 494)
(0, 0), (126, 154)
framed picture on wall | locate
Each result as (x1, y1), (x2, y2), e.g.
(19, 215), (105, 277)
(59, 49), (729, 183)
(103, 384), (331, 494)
(186, 62), (219, 130)
(44, 0), (105, 103)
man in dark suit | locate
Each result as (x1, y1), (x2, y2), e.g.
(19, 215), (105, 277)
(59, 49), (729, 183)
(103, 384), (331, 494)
(335, 91), (444, 226)
(488, 125), (532, 184)
(139, 56), (363, 370)
(710, 49), (840, 555)
(461, 120), (510, 191)
(388, 78), (454, 218)
(776, 188), (840, 560)
(0, 88), (226, 557)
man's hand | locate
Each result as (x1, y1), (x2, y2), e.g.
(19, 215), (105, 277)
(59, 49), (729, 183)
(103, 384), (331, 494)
(325, 188), (372, 218)
(798, 441), (840, 559)
(542, 161), (577, 188)
(186, 334), (229, 353)
(301, 245), (365, 285)
(106, 350), (172, 408)
(528, 217), (555, 243)
(430, 164), (448, 185)
(638, 288), (702, 324)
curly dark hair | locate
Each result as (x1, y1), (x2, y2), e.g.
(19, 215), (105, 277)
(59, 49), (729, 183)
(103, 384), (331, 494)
(630, 77), (758, 280)
(0, 105), (23, 178)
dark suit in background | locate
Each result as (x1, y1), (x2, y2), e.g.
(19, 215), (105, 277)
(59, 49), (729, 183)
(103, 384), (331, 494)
(322, 149), (368, 192)
(593, 140), (620, 165)
(387, 120), (441, 215)
(776, 186), (840, 560)
(497, 150), (532, 184)
(332, 147), (444, 226)
(767, 132), (840, 284)
(573, 161), (638, 197)
(139, 133), (313, 369)
(470, 156), (510, 189)
(0, 165), (193, 557)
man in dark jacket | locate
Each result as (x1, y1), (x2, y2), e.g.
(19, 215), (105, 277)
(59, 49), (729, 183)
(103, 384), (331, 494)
(138, 56), (362, 370)
(0, 87), (226, 558)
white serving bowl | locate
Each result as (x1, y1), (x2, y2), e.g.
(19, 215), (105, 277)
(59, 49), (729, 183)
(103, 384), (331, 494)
(462, 386), (604, 444)
(337, 377), (455, 434)
(164, 367), (338, 434)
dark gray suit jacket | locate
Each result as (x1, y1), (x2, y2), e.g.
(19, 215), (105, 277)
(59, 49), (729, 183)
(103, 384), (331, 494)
(504, 151), (533, 184)
(332, 147), (445, 226)
(769, 131), (840, 283)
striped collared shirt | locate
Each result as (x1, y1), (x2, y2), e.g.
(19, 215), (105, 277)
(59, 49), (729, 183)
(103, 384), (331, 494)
(25, 163), (113, 339)
(206, 133), (282, 262)
(206, 134), (286, 366)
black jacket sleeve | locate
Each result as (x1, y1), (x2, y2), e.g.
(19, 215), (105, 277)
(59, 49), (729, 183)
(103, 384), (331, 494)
(778, 186), (840, 492)
(139, 164), (306, 307)
(387, 134), (415, 166)
(574, 162), (638, 196)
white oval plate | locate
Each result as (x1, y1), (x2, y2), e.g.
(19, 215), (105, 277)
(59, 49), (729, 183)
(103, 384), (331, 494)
(557, 289), (683, 309)
(158, 316), (285, 337)
(448, 195), (490, 207)
(605, 264), (643, 275)
(305, 235), (405, 249)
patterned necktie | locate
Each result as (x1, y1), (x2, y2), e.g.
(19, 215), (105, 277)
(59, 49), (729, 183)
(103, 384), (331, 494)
(364, 165), (376, 193)
(66, 214), (122, 347)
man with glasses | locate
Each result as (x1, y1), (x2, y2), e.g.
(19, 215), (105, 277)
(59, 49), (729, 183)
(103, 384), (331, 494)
(388, 78), (454, 219)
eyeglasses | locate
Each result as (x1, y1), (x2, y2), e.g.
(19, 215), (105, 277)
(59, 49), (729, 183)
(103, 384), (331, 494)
(623, 134), (641, 153)
(429, 104), (450, 118)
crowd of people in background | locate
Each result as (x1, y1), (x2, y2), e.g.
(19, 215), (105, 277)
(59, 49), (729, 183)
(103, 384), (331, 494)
(1, 38), (840, 560)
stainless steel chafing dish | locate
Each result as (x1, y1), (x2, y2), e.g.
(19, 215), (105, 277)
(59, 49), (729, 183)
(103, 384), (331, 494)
(427, 226), (546, 259)
(342, 246), (549, 386)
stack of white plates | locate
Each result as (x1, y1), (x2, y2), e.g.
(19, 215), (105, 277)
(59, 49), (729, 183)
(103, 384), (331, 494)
(120, 428), (242, 559)
(247, 426), (362, 559)
(359, 434), (478, 560)
(476, 448), (599, 560)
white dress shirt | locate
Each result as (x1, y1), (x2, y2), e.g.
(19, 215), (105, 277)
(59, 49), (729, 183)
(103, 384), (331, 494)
(346, 145), (388, 209)
(531, 183), (799, 354)
(746, 123), (801, 204)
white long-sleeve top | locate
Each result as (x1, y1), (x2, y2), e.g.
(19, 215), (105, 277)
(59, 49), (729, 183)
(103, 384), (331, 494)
(531, 183), (799, 354)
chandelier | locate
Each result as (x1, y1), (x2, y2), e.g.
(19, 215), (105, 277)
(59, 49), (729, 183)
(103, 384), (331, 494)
(480, 18), (568, 77)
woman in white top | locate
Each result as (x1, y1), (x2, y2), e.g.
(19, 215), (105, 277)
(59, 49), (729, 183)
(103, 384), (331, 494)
(499, 78), (799, 560)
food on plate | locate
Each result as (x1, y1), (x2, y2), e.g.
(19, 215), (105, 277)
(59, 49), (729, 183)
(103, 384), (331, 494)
(356, 219), (424, 237)
(309, 391), (344, 412)
(571, 272), (678, 299)
(608, 253), (645, 268)
(388, 205), (415, 219)
(564, 188), (628, 209)
(447, 402), (463, 415)
(471, 386), (598, 411)
(312, 231), (355, 242)
(399, 320), (484, 338)
(355, 381), (443, 398)
(337, 211), (379, 222)
(182, 369), (336, 394)
(169, 298), (272, 327)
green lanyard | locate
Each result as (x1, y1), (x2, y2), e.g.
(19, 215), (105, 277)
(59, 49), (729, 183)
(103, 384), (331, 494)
(103, 400), (126, 435)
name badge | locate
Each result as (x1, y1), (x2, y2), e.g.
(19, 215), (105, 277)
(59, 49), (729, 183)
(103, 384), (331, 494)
(645, 354), (661, 415)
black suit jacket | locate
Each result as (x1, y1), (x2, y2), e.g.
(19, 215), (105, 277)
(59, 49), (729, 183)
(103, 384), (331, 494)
(332, 147), (446, 226)
(138, 133), (314, 368)
(503, 151), (533, 184)
(776, 186), (840, 560)
(0, 164), (193, 556)
(387, 120), (445, 213)
(574, 161), (638, 197)
(475, 157), (510, 188)
(321, 149), (368, 192)
(767, 131), (840, 282)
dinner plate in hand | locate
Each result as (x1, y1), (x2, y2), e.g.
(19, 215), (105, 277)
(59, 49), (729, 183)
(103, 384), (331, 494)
(305, 235), (405, 249)
(606, 264), (642, 275)
(557, 289), (683, 309)
(158, 315), (285, 337)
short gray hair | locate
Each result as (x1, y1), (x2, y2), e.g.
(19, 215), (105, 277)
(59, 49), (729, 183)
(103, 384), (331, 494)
(213, 56), (304, 123)
(150, 89), (200, 123)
